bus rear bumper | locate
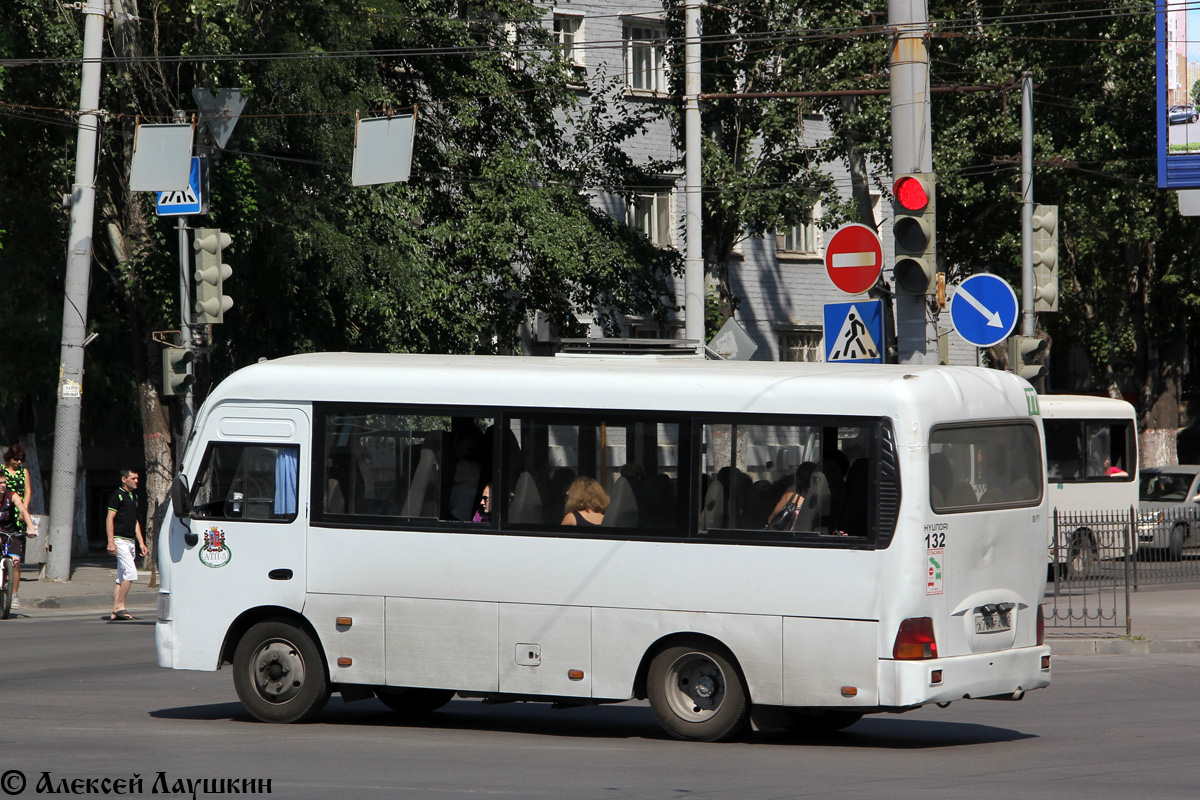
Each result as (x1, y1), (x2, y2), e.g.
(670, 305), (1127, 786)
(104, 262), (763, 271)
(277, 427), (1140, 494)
(879, 645), (1052, 708)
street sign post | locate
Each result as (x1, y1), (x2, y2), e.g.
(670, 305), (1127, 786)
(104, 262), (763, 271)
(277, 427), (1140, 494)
(948, 273), (1019, 348)
(156, 156), (207, 216)
(824, 223), (883, 295)
(823, 300), (884, 363)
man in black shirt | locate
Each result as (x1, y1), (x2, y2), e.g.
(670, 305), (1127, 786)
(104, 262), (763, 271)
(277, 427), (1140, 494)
(106, 469), (147, 621)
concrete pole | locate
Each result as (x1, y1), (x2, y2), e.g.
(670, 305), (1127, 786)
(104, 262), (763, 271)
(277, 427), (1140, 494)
(45, 0), (107, 582)
(889, 0), (936, 365)
(684, 1), (705, 346)
(1020, 73), (1035, 337)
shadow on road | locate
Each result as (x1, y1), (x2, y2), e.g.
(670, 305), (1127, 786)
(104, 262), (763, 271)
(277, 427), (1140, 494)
(150, 698), (1036, 748)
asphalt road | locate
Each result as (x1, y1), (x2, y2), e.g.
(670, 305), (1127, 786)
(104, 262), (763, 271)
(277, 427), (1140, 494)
(3, 612), (1199, 800)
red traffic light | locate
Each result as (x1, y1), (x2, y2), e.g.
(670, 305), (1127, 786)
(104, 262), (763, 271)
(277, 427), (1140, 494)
(894, 176), (930, 212)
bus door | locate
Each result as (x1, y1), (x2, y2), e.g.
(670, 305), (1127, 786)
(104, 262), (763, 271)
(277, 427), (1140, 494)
(172, 407), (310, 667)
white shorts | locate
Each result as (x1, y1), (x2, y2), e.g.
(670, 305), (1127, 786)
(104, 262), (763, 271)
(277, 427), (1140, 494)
(114, 538), (138, 584)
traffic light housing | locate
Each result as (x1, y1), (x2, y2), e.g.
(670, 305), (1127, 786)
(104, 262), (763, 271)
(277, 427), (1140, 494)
(1032, 204), (1058, 312)
(193, 228), (233, 324)
(1008, 335), (1048, 382)
(892, 173), (937, 295)
(162, 346), (194, 397)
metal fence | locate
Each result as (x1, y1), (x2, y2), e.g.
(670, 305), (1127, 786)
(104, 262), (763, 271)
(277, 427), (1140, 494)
(1046, 505), (1200, 634)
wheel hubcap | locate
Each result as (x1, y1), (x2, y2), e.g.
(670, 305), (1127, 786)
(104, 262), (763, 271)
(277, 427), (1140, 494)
(251, 639), (306, 704)
(665, 652), (726, 722)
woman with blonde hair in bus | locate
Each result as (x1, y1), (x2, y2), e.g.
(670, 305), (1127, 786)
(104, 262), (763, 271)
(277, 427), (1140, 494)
(561, 476), (608, 527)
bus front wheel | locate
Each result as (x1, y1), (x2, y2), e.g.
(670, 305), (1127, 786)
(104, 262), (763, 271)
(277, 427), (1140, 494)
(647, 638), (749, 742)
(233, 619), (330, 723)
(1066, 529), (1098, 579)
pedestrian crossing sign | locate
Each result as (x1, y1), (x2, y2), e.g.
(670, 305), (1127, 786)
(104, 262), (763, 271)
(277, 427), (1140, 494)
(823, 300), (883, 364)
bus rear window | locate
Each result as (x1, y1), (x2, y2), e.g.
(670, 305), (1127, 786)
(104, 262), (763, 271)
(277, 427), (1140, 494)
(929, 423), (1042, 512)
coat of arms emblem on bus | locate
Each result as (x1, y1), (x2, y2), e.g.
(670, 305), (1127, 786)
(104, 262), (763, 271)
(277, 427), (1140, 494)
(199, 526), (232, 568)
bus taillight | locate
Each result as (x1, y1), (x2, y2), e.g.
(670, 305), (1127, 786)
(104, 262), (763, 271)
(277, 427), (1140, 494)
(892, 617), (938, 659)
(1037, 604), (1045, 646)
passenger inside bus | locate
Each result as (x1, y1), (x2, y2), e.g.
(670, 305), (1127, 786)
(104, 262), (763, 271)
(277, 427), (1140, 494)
(561, 476), (608, 526)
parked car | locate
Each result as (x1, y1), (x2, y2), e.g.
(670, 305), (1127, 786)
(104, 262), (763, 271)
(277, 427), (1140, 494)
(1138, 465), (1200, 560)
(1170, 104), (1199, 125)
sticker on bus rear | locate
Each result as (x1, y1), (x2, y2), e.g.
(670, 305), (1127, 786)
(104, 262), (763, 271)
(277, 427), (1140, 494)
(199, 526), (232, 568)
(926, 548), (943, 595)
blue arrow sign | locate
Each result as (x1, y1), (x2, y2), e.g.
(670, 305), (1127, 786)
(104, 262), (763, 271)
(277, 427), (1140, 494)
(156, 157), (206, 216)
(949, 273), (1019, 348)
(823, 300), (883, 363)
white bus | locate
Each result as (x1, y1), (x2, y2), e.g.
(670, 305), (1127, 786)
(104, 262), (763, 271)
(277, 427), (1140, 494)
(1039, 395), (1138, 577)
(157, 353), (1051, 742)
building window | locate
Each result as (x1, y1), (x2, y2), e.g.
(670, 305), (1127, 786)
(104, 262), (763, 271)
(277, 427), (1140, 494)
(625, 24), (666, 93)
(779, 329), (823, 362)
(553, 15), (584, 68)
(630, 190), (673, 246)
(777, 203), (820, 255)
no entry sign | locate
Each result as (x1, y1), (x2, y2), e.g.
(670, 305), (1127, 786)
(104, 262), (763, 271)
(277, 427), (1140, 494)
(824, 223), (883, 295)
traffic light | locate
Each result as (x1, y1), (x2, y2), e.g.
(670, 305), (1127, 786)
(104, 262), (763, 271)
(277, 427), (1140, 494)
(162, 346), (194, 397)
(193, 228), (233, 324)
(1007, 335), (1048, 382)
(892, 173), (937, 295)
(1032, 204), (1059, 312)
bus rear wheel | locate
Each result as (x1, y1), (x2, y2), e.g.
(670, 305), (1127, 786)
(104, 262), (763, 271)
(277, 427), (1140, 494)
(647, 638), (748, 742)
(233, 619), (330, 723)
(374, 686), (455, 716)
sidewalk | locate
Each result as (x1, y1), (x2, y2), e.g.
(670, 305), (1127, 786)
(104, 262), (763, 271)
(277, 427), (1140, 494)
(13, 555), (158, 614)
(1047, 584), (1200, 655)
(9, 556), (1199, 656)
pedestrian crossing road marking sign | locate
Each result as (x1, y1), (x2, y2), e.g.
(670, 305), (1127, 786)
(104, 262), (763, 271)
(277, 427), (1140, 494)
(156, 156), (206, 216)
(823, 300), (883, 363)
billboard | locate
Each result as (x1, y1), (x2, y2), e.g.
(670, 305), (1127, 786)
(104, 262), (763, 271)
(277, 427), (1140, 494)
(1159, 2), (1200, 187)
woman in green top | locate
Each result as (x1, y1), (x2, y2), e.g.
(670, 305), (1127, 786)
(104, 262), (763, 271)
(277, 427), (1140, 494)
(2, 444), (30, 534)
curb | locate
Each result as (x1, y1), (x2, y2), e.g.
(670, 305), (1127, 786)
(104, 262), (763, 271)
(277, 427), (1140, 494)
(1048, 638), (1200, 656)
(25, 591), (158, 611)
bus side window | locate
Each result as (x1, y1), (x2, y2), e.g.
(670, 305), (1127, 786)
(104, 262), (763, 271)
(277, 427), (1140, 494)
(191, 444), (300, 523)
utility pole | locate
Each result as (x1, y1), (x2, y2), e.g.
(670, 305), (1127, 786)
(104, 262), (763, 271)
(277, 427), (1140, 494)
(45, 0), (107, 582)
(889, 0), (937, 364)
(1020, 72), (1035, 338)
(684, 1), (705, 346)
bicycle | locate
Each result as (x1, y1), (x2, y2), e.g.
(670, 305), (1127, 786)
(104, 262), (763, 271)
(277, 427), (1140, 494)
(0, 531), (16, 620)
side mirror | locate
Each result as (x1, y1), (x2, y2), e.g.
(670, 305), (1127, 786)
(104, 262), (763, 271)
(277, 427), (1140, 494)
(170, 474), (193, 520)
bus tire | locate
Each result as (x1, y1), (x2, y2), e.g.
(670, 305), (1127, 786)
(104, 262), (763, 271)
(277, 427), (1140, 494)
(647, 638), (749, 742)
(0, 558), (12, 620)
(233, 619), (330, 724)
(784, 709), (864, 735)
(374, 686), (455, 716)
(1066, 529), (1098, 579)
(1168, 524), (1187, 562)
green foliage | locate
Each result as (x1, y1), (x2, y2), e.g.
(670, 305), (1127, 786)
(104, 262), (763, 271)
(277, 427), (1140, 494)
(927, 0), (1199, 403)
(0, 0), (679, 444)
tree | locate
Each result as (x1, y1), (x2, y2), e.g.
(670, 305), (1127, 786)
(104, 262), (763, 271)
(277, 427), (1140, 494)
(661, 0), (890, 323)
(928, 0), (1200, 455)
(0, 0), (680, 560)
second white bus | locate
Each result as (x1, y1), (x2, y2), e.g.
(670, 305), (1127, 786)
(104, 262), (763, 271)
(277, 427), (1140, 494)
(1039, 395), (1139, 577)
(157, 353), (1051, 742)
